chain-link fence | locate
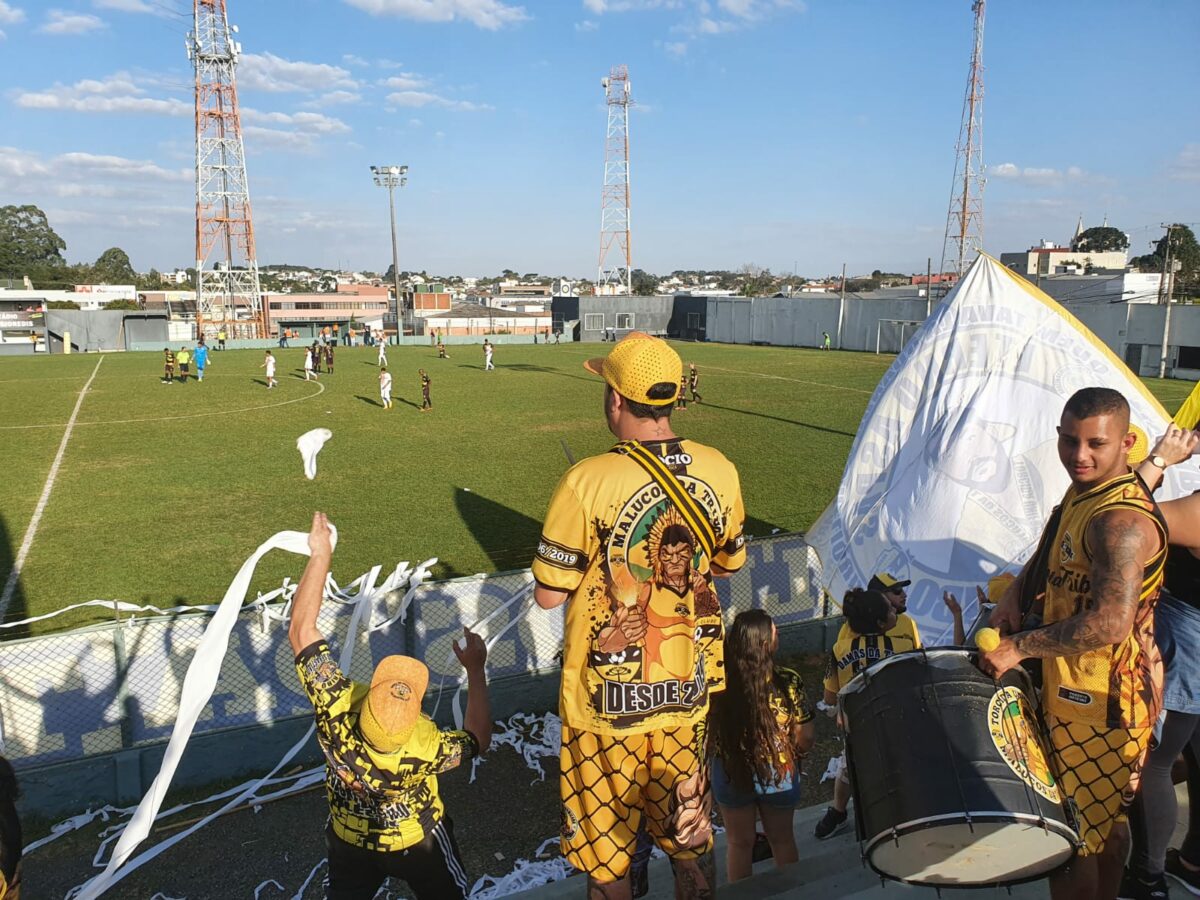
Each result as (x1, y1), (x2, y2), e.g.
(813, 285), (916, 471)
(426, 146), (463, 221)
(0, 532), (829, 771)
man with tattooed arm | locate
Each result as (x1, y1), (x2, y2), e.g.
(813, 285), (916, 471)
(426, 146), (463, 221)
(980, 388), (1198, 900)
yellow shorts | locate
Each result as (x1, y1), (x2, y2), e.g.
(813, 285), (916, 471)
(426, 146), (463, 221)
(1047, 715), (1152, 856)
(559, 720), (712, 883)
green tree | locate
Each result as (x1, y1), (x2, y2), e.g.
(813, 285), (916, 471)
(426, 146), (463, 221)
(91, 247), (137, 284)
(0, 205), (67, 276)
(630, 268), (658, 295)
(1071, 226), (1129, 253)
(46, 299), (81, 310)
(1133, 225), (1200, 286)
(103, 299), (141, 311)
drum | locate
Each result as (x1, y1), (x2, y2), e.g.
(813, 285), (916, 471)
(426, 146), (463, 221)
(840, 649), (1078, 887)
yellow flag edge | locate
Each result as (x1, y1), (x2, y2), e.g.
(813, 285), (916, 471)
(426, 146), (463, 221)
(980, 252), (1172, 422)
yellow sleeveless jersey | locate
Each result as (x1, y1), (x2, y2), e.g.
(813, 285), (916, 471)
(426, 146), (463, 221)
(824, 615), (921, 694)
(532, 438), (746, 736)
(1041, 471), (1166, 729)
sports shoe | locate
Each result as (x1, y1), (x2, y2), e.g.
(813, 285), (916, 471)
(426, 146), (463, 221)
(1167, 849), (1200, 896)
(814, 806), (848, 840)
(1119, 868), (1170, 900)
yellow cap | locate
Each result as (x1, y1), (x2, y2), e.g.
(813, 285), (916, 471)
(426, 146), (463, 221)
(357, 655), (429, 753)
(584, 332), (682, 406)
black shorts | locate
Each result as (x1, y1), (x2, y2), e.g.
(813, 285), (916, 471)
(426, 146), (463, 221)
(325, 818), (469, 900)
(180, 364), (190, 373)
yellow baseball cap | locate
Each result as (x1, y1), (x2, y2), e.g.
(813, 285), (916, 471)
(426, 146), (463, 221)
(1127, 423), (1148, 466)
(584, 332), (682, 406)
(358, 655), (429, 752)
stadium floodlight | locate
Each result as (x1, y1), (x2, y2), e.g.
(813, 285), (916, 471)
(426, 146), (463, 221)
(370, 164), (408, 337)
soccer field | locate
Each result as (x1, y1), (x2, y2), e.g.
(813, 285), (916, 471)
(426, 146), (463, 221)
(0, 342), (1193, 634)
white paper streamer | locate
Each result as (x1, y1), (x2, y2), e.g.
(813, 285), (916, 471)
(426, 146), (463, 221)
(70, 526), (338, 899)
(296, 429), (332, 480)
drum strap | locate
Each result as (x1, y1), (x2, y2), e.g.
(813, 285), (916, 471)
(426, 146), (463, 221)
(610, 440), (718, 561)
(1021, 503), (1063, 625)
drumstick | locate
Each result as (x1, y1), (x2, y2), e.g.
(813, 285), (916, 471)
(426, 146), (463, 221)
(560, 439), (576, 467)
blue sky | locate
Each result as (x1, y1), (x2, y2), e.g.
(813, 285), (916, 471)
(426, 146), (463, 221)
(1, 0), (1197, 279)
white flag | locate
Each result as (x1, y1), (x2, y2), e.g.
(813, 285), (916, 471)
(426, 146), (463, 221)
(807, 254), (1200, 640)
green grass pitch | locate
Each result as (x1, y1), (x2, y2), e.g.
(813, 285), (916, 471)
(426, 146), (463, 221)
(0, 342), (1192, 634)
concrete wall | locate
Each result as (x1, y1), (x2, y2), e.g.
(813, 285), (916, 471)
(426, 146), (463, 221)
(14, 616), (836, 818)
(571, 296), (676, 341)
(705, 295), (932, 353)
(41, 311), (169, 352)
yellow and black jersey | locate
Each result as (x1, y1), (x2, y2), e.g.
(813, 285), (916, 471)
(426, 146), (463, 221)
(295, 641), (479, 852)
(824, 616), (921, 694)
(532, 438), (746, 736)
(712, 666), (814, 781)
(1041, 470), (1166, 729)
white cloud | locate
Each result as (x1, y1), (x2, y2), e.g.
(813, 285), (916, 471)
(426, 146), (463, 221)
(239, 53), (358, 93)
(1168, 144), (1200, 182)
(385, 90), (491, 111)
(0, 1), (25, 25)
(575, 18), (598, 31)
(409, 118), (423, 127)
(93, 0), (164, 13)
(664, 40), (687, 56)
(380, 74), (429, 90)
(0, 146), (188, 205)
(241, 108), (352, 135)
(39, 9), (106, 34)
(585, 0), (681, 12)
(988, 162), (1106, 187)
(717, 0), (805, 19)
(342, 53), (370, 66)
(343, 0), (528, 30)
(300, 90), (363, 108)
(14, 73), (190, 116)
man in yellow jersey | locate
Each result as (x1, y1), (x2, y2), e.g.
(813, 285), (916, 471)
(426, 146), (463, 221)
(533, 332), (747, 899)
(289, 512), (492, 899)
(981, 388), (1179, 900)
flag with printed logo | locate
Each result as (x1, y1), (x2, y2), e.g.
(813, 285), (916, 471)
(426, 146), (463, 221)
(807, 253), (1200, 642)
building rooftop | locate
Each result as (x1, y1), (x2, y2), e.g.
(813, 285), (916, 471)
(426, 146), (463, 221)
(424, 302), (548, 320)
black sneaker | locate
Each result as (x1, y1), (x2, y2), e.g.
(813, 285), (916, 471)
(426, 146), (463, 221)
(1167, 849), (1200, 896)
(814, 806), (848, 840)
(1119, 868), (1170, 900)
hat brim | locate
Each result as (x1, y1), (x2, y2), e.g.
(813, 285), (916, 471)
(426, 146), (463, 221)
(583, 357), (605, 377)
(890, 580), (912, 589)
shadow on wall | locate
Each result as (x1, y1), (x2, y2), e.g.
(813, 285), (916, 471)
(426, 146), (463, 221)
(453, 488), (544, 576)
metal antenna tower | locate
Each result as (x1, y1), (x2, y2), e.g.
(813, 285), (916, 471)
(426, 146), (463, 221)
(938, 0), (986, 289)
(597, 65), (632, 296)
(187, 0), (263, 338)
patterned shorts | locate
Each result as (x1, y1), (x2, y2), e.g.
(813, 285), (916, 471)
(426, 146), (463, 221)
(1047, 714), (1153, 855)
(559, 721), (712, 883)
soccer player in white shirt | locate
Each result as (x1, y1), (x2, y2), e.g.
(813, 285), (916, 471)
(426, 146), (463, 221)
(261, 350), (278, 389)
(379, 366), (393, 409)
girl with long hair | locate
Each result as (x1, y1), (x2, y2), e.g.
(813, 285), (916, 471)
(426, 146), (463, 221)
(708, 609), (815, 881)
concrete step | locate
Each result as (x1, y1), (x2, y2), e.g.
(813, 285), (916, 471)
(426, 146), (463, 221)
(520, 783), (1190, 898)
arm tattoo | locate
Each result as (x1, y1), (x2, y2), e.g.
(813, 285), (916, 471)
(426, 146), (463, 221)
(1013, 512), (1151, 660)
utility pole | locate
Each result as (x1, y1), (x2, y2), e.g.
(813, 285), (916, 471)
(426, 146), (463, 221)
(1158, 223), (1177, 379)
(597, 65), (633, 296)
(925, 257), (932, 317)
(189, 0), (263, 339)
(937, 0), (986, 297)
(371, 165), (407, 336)
(837, 263), (847, 349)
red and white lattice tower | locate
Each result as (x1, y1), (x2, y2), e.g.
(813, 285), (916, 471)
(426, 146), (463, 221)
(938, 0), (986, 287)
(188, 0), (262, 338)
(597, 65), (632, 296)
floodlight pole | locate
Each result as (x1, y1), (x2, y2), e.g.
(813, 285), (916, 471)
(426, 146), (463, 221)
(371, 164), (408, 337)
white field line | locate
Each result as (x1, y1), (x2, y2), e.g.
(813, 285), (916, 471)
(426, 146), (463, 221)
(702, 364), (875, 394)
(0, 357), (105, 618)
(0, 378), (325, 431)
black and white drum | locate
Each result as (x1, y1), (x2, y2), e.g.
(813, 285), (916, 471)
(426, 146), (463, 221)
(840, 649), (1078, 887)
